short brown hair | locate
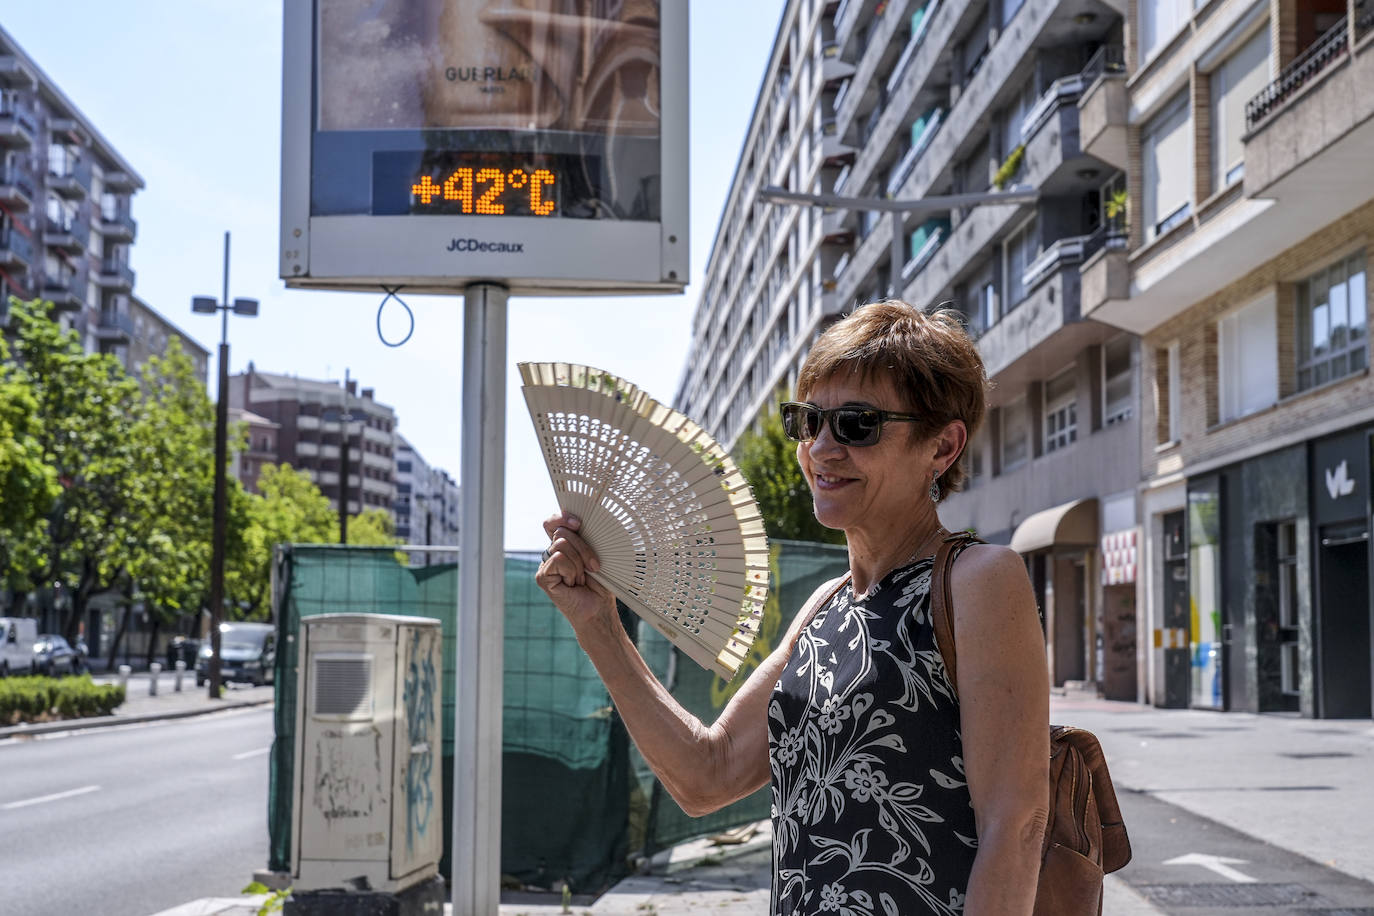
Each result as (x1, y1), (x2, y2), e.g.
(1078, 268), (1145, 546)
(796, 300), (988, 498)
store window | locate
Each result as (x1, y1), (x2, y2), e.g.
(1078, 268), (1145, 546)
(1142, 94), (1191, 242)
(1296, 250), (1367, 392)
(1187, 478), (1224, 709)
(1103, 336), (1133, 426)
(1044, 368), (1078, 453)
(1000, 395), (1030, 472)
(1217, 292), (1278, 423)
(1209, 28), (1270, 193)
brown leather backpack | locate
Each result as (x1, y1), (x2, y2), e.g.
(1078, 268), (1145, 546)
(931, 533), (1132, 916)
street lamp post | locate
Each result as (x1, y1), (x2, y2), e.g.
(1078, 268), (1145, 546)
(192, 231), (259, 700)
(758, 185), (1040, 298)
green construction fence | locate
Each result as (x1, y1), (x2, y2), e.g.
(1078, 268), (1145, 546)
(266, 540), (848, 894)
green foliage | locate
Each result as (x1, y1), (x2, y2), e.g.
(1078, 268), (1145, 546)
(732, 400), (846, 546)
(1105, 187), (1129, 221)
(241, 881), (291, 915)
(346, 507), (400, 547)
(226, 464), (338, 618)
(0, 674), (124, 724)
(993, 144), (1026, 190)
(0, 329), (59, 588)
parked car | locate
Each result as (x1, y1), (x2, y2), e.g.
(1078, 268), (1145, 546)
(32, 634), (81, 676)
(0, 617), (38, 677)
(196, 622), (276, 687)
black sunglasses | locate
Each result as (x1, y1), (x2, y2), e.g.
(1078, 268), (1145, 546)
(779, 401), (923, 447)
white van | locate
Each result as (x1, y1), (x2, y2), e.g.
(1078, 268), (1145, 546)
(0, 617), (38, 676)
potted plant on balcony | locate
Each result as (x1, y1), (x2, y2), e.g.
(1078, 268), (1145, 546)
(1104, 188), (1129, 250)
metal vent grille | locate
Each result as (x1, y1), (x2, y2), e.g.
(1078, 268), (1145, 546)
(313, 655), (373, 718)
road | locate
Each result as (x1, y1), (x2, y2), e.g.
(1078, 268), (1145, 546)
(0, 706), (274, 916)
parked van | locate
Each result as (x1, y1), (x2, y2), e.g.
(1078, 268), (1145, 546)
(0, 617), (38, 676)
(196, 622), (276, 687)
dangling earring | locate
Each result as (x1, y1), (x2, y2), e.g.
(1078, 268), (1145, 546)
(929, 471), (941, 504)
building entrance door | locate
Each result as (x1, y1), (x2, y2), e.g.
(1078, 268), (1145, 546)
(1317, 524), (1371, 718)
(1161, 510), (1189, 708)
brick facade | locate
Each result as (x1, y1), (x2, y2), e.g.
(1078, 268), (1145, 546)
(1141, 198), (1374, 481)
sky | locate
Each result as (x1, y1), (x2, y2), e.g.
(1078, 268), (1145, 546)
(0, 0), (787, 550)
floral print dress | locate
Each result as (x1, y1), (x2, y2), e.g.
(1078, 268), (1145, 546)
(769, 554), (977, 915)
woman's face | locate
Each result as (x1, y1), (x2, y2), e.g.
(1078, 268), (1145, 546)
(796, 371), (936, 538)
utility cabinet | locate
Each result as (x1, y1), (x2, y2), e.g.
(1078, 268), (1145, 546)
(291, 613), (443, 893)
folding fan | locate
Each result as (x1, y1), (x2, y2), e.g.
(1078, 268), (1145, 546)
(519, 361), (769, 680)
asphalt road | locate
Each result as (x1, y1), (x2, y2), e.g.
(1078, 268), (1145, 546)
(0, 706), (274, 916)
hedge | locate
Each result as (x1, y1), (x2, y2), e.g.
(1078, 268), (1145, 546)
(0, 675), (125, 725)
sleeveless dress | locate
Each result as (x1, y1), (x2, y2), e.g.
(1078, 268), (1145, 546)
(768, 553), (977, 915)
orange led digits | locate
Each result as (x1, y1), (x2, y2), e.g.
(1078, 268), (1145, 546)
(474, 168), (506, 215)
(531, 169), (555, 216)
(443, 168), (475, 214)
(411, 163), (557, 217)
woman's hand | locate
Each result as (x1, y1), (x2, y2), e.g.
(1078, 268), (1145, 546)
(535, 511), (618, 632)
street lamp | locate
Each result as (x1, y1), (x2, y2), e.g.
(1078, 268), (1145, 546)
(758, 184), (1040, 297)
(192, 231), (259, 700)
(322, 368), (358, 544)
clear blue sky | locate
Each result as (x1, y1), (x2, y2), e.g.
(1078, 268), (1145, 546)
(1, 0), (785, 549)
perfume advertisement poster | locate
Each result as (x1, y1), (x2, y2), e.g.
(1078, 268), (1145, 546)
(317, 0), (661, 138)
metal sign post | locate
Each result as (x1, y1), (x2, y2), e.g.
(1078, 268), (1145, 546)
(453, 283), (508, 914)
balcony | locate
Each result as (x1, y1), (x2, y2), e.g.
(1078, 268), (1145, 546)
(43, 217), (90, 253)
(833, 0), (911, 143)
(41, 274), (84, 312)
(99, 207), (137, 242)
(820, 114), (856, 162)
(885, 108), (943, 196)
(886, 0), (941, 95)
(1077, 46), (1128, 170)
(95, 309), (134, 345)
(1079, 233), (1130, 319)
(900, 196), (1024, 308)
(821, 40), (856, 83)
(976, 258), (1095, 385)
(0, 227), (34, 269)
(0, 56), (37, 90)
(103, 170), (139, 192)
(0, 167), (34, 210)
(97, 259), (135, 292)
(0, 104), (37, 148)
(48, 159), (93, 199)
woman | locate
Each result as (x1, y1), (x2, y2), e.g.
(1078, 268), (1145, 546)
(537, 301), (1049, 915)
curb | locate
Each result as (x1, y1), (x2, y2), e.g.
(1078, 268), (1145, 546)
(0, 696), (274, 739)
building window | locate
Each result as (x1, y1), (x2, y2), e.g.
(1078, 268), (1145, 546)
(1209, 29), (1270, 193)
(1044, 369), (1078, 453)
(1139, 0), (1190, 62)
(1217, 293), (1278, 423)
(397, 460), (412, 473)
(1004, 215), (1038, 308)
(1142, 94), (1191, 242)
(1000, 395), (1030, 472)
(1154, 343), (1180, 444)
(979, 281), (998, 335)
(1103, 336), (1133, 426)
(1296, 251), (1367, 392)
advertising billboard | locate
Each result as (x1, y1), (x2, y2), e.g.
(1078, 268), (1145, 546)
(281, 0), (687, 295)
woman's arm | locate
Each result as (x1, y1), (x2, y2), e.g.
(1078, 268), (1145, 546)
(949, 544), (1051, 915)
(536, 512), (827, 816)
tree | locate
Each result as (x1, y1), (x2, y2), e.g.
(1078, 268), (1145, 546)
(8, 299), (148, 641)
(0, 331), (60, 596)
(732, 399), (846, 546)
(347, 507), (400, 546)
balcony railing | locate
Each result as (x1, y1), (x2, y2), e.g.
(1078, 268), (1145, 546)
(0, 227), (34, 264)
(48, 158), (93, 197)
(885, 0), (941, 95)
(98, 309), (135, 337)
(1246, 17), (1349, 131)
(885, 108), (943, 195)
(1360, 1), (1374, 40)
(834, 163), (853, 193)
(901, 223), (947, 281)
(44, 216), (91, 250)
(100, 259), (135, 289)
(0, 166), (34, 202)
(834, 0), (859, 44)
(1080, 44), (1126, 84)
(1021, 233), (1093, 290)
(834, 250), (853, 282)
(1020, 74), (1086, 143)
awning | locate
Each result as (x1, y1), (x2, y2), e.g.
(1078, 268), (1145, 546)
(1009, 498), (1098, 554)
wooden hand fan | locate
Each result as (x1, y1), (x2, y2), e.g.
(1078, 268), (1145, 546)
(519, 361), (769, 680)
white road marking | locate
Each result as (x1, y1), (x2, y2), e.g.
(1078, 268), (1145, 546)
(233, 746), (271, 760)
(2, 784), (101, 810)
(1163, 852), (1257, 883)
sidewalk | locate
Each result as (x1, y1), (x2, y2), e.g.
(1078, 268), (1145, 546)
(141, 694), (1372, 915)
(0, 671), (274, 740)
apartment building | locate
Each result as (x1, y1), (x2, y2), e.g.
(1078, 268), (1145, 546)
(0, 25), (144, 358)
(228, 364), (398, 519)
(394, 436), (460, 560)
(676, 0), (1143, 695)
(1074, 0), (1374, 718)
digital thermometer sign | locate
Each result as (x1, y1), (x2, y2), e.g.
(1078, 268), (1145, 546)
(281, 0), (687, 294)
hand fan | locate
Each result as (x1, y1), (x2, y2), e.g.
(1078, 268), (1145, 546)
(519, 361), (769, 680)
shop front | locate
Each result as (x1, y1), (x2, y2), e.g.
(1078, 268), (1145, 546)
(1010, 498), (1097, 687)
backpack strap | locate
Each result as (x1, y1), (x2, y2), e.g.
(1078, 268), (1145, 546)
(929, 531), (985, 698)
